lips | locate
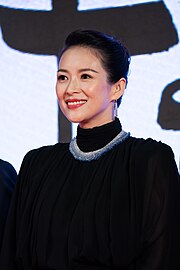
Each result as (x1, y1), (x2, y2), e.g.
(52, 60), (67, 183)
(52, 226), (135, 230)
(66, 99), (87, 109)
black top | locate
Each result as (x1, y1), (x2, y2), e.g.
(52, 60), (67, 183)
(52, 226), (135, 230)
(0, 159), (17, 250)
(0, 119), (179, 270)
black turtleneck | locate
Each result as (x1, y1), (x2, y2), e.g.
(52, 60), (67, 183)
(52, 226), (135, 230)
(76, 117), (122, 152)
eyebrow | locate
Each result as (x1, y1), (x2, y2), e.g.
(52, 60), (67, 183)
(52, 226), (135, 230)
(57, 68), (99, 73)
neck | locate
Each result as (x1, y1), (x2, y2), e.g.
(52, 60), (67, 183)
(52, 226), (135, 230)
(76, 117), (122, 152)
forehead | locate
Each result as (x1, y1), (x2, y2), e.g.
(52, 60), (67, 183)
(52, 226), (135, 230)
(59, 46), (103, 68)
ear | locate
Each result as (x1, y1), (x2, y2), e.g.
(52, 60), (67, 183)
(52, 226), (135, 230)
(111, 78), (126, 101)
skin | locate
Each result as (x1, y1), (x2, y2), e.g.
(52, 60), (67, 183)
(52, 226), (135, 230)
(56, 46), (126, 129)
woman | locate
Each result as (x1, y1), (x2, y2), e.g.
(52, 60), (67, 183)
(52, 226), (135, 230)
(0, 29), (179, 269)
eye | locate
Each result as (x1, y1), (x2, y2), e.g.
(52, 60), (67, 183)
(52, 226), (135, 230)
(81, 73), (92, 79)
(57, 74), (68, 81)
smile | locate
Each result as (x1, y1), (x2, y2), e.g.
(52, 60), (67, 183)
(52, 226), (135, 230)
(67, 100), (87, 105)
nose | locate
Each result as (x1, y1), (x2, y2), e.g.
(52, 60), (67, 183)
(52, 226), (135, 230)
(66, 77), (81, 94)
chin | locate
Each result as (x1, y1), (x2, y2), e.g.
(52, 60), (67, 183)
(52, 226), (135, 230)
(71, 119), (81, 124)
(65, 112), (87, 124)
(66, 116), (82, 124)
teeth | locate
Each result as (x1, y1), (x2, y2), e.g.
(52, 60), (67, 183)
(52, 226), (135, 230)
(68, 100), (87, 105)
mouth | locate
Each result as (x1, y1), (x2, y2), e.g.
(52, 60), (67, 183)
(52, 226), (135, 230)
(66, 99), (87, 109)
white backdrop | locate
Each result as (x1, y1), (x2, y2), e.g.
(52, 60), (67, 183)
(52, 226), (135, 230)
(0, 0), (179, 172)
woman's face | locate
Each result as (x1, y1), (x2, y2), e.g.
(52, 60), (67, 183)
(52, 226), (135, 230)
(56, 46), (119, 129)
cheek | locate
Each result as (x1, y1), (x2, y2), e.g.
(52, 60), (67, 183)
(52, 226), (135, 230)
(55, 82), (59, 95)
(56, 83), (63, 100)
(56, 85), (66, 111)
(56, 95), (64, 112)
(85, 83), (100, 96)
(92, 82), (111, 99)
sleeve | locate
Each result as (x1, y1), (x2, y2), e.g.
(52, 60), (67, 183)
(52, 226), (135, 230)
(0, 150), (39, 269)
(136, 143), (180, 270)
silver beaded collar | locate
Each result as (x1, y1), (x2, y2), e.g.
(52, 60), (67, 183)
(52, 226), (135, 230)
(69, 130), (130, 161)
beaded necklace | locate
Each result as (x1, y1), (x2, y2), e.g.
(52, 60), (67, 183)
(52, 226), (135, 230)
(69, 130), (130, 161)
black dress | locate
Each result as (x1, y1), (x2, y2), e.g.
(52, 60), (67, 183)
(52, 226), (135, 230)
(0, 118), (180, 269)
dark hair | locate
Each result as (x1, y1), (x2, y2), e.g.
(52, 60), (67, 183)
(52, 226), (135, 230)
(59, 29), (131, 106)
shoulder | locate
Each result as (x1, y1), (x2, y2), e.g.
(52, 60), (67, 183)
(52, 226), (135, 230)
(0, 159), (17, 188)
(17, 143), (70, 191)
(22, 143), (68, 168)
(19, 143), (69, 175)
(128, 136), (175, 163)
(127, 137), (179, 186)
(127, 138), (179, 214)
(26, 142), (68, 155)
(0, 159), (17, 175)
